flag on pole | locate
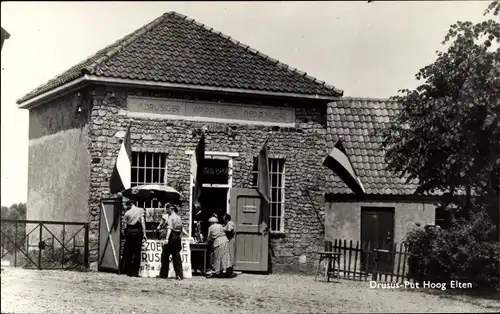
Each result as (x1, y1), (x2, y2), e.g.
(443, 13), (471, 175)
(110, 126), (132, 194)
(323, 137), (366, 196)
(257, 139), (271, 232)
(191, 133), (205, 209)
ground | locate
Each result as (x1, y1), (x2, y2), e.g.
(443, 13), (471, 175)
(1, 267), (499, 313)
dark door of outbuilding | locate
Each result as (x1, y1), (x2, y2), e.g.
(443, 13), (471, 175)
(98, 198), (122, 273)
(230, 188), (269, 272)
(361, 207), (394, 274)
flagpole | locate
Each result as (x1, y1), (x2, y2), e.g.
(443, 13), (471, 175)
(304, 136), (342, 189)
(251, 131), (275, 170)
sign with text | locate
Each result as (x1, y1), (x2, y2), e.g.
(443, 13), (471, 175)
(203, 159), (229, 184)
(127, 96), (295, 125)
(138, 238), (192, 279)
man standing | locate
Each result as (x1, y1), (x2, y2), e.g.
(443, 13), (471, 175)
(121, 200), (146, 277)
(158, 204), (185, 280)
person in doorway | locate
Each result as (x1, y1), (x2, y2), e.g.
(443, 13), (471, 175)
(223, 213), (236, 275)
(121, 200), (147, 277)
(206, 216), (231, 278)
(158, 204), (184, 280)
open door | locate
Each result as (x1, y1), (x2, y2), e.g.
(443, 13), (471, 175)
(98, 198), (122, 273)
(230, 188), (269, 272)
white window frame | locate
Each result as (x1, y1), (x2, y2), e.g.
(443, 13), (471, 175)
(130, 151), (168, 222)
(185, 150), (238, 238)
(252, 158), (286, 233)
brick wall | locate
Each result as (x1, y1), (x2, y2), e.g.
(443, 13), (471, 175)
(86, 85), (329, 273)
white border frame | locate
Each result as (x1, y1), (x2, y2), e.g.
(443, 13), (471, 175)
(185, 150), (239, 238)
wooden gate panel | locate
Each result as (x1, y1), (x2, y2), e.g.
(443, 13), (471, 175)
(231, 188), (269, 272)
(98, 199), (121, 273)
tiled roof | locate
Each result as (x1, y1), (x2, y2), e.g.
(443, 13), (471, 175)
(325, 97), (420, 196)
(17, 11), (343, 104)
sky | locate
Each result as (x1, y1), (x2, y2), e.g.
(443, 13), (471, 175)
(0, 1), (492, 206)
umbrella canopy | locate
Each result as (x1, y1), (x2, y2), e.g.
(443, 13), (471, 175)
(121, 184), (183, 204)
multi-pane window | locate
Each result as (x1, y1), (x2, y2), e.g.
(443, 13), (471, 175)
(252, 158), (286, 232)
(131, 152), (167, 223)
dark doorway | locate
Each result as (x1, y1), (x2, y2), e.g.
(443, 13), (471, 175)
(192, 187), (228, 240)
(360, 207), (394, 273)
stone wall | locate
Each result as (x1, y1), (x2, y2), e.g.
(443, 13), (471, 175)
(86, 85), (329, 273)
(27, 92), (92, 242)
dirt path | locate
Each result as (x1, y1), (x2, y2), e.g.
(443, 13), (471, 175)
(1, 267), (499, 313)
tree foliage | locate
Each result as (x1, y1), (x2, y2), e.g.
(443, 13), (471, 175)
(406, 213), (500, 289)
(381, 1), (500, 225)
(1, 203), (27, 220)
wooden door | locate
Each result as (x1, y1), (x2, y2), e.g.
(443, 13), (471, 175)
(230, 188), (269, 272)
(361, 207), (394, 273)
(98, 198), (122, 273)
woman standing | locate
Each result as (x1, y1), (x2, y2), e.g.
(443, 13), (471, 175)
(206, 216), (231, 278)
(223, 214), (236, 273)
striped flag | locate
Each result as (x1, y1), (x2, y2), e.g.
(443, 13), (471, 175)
(191, 133), (205, 209)
(110, 126), (131, 194)
(257, 139), (271, 233)
(323, 137), (366, 196)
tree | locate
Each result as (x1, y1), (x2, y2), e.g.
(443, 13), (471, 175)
(381, 0), (500, 229)
(1, 203), (27, 220)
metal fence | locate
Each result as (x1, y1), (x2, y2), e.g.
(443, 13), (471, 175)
(0, 219), (89, 270)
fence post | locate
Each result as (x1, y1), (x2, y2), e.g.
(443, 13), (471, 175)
(38, 223), (42, 270)
(1, 228), (4, 256)
(62, 224), (66, 266)
(84, 223), (89, 268)
(14, 221), (18, 267)
(371, 249), (379, 281)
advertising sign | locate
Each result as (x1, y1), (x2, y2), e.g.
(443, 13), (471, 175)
(138, 238), (192, 278)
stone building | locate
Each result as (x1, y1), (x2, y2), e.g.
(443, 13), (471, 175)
(17, 12), (439, 274)
(17, 12), (343, 273)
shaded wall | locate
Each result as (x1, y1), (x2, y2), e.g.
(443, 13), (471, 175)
(325, 200), (436, 244)
(27, 92), (92, 243)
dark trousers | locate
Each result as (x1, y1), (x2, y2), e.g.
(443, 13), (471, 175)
(159, 237), (183, 278)
(121, 227), (143, 276)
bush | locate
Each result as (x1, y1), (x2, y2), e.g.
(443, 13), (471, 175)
(405, 210), (500, 290)
(23, 246), (86, 270)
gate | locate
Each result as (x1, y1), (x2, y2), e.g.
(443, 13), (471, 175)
(98, 198), (122, 273)
(0, 219), (89, 270)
